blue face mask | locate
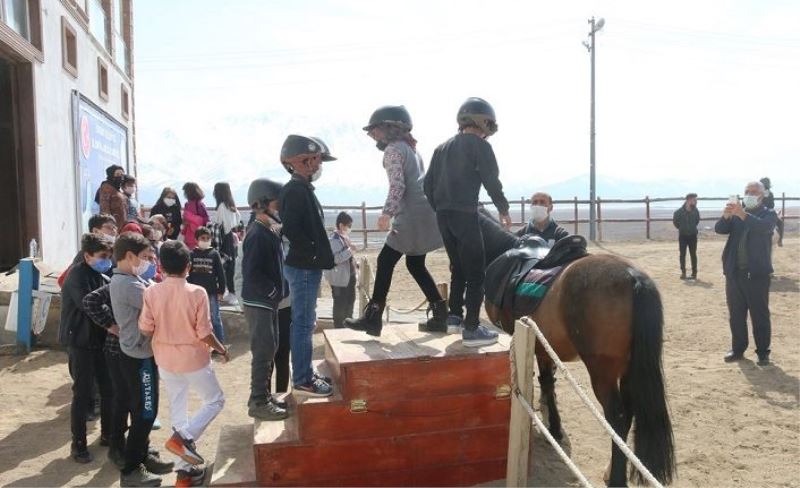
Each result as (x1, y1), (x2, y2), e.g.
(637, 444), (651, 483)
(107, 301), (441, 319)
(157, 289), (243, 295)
(90, 257), (113, 274)
(140, 261), (157, 281)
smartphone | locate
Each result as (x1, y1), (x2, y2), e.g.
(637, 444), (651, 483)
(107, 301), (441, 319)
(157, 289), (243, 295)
(728, 194), (738, 204)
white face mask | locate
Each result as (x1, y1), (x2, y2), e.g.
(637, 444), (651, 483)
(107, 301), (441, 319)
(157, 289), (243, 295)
(530, 205), (549, 223)
(311, 167), (322, 182)
(133, 257), (150, 277)
(743, 195), (760, 210)
(124, 186), (135, 196)
(197, 240), (212, 250)
(163, 198), (176, 207)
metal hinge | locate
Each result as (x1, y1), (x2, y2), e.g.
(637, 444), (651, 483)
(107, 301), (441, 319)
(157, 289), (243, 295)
(495, 384), (512, 399)
(350, 399), (368, 413)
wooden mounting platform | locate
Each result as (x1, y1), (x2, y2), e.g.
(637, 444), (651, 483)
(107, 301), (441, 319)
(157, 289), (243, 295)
(219, 323), (512, 487)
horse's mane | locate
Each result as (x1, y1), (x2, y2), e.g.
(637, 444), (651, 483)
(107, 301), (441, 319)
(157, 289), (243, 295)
(478, 207), (519, 264)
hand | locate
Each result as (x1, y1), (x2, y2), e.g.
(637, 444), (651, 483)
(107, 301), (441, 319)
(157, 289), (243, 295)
(727, 201), (747, 220)
(217, 348), (230, 364)
(108, 324), (120, 336)
(499, 213), (513, 230)
(378, 214), (391, 232)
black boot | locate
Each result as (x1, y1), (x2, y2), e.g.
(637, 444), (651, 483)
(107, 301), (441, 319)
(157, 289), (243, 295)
(419, 300), (448, 333)
(344, 301), (384, 337)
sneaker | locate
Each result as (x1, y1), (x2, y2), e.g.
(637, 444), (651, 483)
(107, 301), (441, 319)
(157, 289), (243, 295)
(293, 378), (333, 398)
(144, 452), (174, 475)
(248, 398), (289, 421)
(71, 447), (93, 464)
(270, 395), (289, 410)
(164, 428), (204, 466)
(724, 351), (744, 363)
(447, 315), (463, 334)
(757, 355), (770, 367)
(679, 271), (687, 280)
(462, 325), (499, 348)
(120, 464), (162, 487)
(175, 466), (206, 487)
(313, 371), (332, 385)
(151, 418), (162, 430)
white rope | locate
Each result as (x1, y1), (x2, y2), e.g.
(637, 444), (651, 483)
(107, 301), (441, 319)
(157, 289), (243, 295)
(519, 317), (664, 488)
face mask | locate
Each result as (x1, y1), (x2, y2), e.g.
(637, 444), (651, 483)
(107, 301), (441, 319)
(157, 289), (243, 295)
(197, 240), (212, 250)
(340, 227), (351, 236)
(124, 186), (135, 196)
(133, 257), (151, 277)
(139, 261), (157, 281)
(163, 198), (176, 207)
(90, 257), (113, 274)
(310, 167), (323, 182)
(112, 176), (124, 188)
(530, 205), (549, 222)
(101, 233), (116, 245)
(743, 195), (760, 209)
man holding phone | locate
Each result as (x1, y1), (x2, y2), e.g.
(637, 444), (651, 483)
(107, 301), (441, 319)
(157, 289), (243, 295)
(715, 181), (778, 366)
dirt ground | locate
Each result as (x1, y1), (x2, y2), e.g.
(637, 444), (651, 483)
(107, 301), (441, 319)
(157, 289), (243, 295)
(0, 236), (797, 487)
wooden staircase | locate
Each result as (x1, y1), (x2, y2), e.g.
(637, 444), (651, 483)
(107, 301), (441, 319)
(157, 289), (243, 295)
(232, 323), (511, 487)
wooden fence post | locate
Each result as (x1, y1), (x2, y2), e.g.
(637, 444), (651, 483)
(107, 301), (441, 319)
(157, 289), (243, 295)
(782, 192), (786, 222)
(597, 197), (603, 241)
(357, 256), (371, 313)
(520, 197), (526, 225)
(506, 319), (536, 487)
(645, 196), (651, 240)
(361, 201), (368, 250)
(573, 196), (579, 235)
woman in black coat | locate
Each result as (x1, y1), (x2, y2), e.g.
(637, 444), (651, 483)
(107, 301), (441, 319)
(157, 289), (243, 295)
(149, 187), (182, 240)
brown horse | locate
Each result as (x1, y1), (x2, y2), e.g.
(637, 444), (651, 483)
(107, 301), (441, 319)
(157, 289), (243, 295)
(479, 213), (675, 487)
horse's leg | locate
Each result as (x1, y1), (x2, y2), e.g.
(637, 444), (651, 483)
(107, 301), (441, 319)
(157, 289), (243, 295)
(588, 365), (631, 487)
(536, 351), (563, 441)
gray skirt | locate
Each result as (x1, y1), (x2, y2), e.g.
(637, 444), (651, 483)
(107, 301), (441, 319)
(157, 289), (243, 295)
(385, 198), (443, 256)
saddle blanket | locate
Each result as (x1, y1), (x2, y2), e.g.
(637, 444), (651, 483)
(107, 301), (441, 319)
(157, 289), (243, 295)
(512, 265), (564, 318)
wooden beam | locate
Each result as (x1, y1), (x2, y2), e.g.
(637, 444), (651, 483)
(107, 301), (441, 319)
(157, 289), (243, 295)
(506, 319), (536, 486)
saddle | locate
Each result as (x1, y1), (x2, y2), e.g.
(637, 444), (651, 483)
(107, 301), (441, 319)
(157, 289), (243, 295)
(485, 234), (589, 319)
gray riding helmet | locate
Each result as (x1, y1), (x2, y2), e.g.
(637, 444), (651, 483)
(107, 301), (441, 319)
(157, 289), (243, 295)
(363, 105), (413, 131)
(457, 97), (498, 136)
(310, 137), (337, 162)
(247, 178), (284, 207)
(280, 134), (321, 163)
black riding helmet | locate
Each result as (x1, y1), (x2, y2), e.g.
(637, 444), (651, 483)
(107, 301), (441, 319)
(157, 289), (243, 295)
(457, 97), (498, 136)
(363, 105), (413, 131)
(247, 178), (283, 208)
(280, 134), (322, 174)
(310, 137), (337, 162)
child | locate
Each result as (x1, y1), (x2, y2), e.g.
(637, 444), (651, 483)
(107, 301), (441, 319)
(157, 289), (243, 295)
(182, 182), (210, 249)
(279, 135), (336, 397)
(187, 227), (227, 344)
(59, 233), (114, 464)
(150, 188), (182, 240)
(212, 182), (241, 304)
(325, 212), (357, 328)
(241, 178), (289, 420)
(139, 240), (229, 487)
(121, 174), (140, 222)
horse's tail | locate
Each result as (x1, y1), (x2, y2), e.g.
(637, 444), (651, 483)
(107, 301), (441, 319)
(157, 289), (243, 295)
(625, 268), (676, 485)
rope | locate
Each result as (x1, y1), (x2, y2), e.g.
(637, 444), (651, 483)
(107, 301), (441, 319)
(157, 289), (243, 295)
(518, 317), (665, 488)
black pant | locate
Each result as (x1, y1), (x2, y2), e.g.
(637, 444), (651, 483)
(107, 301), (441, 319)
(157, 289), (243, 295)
(245, 306), (278, 402)
(331, 273), (356, 328)
(275, 307), (292, 393)
(68, 347), (113, 450)
(223, 258), (236, 294)
(776, 218), (785, 244)
(105, 350), (130, 450)
(118, 353), (159, 474)
(436, 210), (485, 329)
(371, 244), (441, 305)
(725, 272), (771, 358)
(678, 234), (698, 274)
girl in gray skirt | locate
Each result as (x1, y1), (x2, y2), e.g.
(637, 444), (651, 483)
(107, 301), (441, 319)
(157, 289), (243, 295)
(345, 105), (447, 337)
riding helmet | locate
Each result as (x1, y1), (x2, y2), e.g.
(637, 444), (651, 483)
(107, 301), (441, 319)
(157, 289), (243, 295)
(363, 105), (413, 131)
(310, 137), (338, 162)
(280, 134), (321, 163)
(457, 97), (498, 136)
(247, 178), (284, 207)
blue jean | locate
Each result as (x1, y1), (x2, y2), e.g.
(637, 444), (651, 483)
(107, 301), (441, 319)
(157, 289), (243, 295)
(284, 265), (322, 386)
(209, 294), (225, 343)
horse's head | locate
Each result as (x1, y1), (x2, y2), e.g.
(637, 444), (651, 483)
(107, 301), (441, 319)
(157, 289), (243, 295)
(485, 301), (515, 335)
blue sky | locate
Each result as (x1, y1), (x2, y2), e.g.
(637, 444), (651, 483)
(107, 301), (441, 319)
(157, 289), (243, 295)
(132, 0), (800, 206)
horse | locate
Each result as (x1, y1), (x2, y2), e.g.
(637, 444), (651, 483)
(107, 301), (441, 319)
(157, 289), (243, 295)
(477, 212), (675, 487)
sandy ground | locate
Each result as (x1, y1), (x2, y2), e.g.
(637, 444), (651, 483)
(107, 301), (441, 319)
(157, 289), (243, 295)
(0, 236), (798, 487)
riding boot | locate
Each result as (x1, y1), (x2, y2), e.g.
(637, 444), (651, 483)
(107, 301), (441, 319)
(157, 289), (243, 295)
(419, 300), (448, 333)
(344, 301), (384, 337)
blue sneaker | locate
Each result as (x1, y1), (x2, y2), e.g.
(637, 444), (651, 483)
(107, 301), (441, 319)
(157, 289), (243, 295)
(462, 325), (499, 348)
(293, 378), (333, 398)
(447, 315), (463, 334)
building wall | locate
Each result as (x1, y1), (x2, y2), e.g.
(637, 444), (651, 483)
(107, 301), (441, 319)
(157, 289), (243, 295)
(34, 0), (134, 268)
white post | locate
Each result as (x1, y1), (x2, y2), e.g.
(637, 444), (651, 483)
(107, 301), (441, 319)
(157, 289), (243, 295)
(506, 319), (537, 486)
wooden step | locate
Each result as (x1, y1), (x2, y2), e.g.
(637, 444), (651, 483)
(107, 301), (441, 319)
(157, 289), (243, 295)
(324, 324), (512, 402)
(255, 424), (509, 486)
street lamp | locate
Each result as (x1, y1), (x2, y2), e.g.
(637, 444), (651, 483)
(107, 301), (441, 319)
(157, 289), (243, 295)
(584, 16), (604, 241)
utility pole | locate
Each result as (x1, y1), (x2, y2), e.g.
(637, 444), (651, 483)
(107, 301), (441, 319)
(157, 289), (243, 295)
(584, 17), (604, 241)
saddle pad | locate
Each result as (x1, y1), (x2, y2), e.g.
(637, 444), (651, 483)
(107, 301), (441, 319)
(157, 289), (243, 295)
(512, 266), (564, 318)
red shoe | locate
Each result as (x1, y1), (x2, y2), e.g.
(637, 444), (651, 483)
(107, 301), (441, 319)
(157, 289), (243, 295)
(164, 428), (204, 466)
(175, 466), (206, 487)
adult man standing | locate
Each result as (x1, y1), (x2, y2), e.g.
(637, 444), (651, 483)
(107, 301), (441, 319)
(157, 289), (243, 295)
(424, 97), (512, 347)
(516, 192), (569, 244)
(715, 181), (777, 366)
(673, 193), (700, 280)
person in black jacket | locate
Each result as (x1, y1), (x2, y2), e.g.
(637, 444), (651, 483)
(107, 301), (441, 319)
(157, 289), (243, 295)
(149, 187), (182, 240)
(424, 98), (511, 348)
(715, 181), (778, 366)
(59, 233), (115, 464)
(187, 227), (227, 343)
(241, 178), (290, 420)
(673, 193), (701, 280)
(516, 192), (570, 243)
(278, 135), (335, 398)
